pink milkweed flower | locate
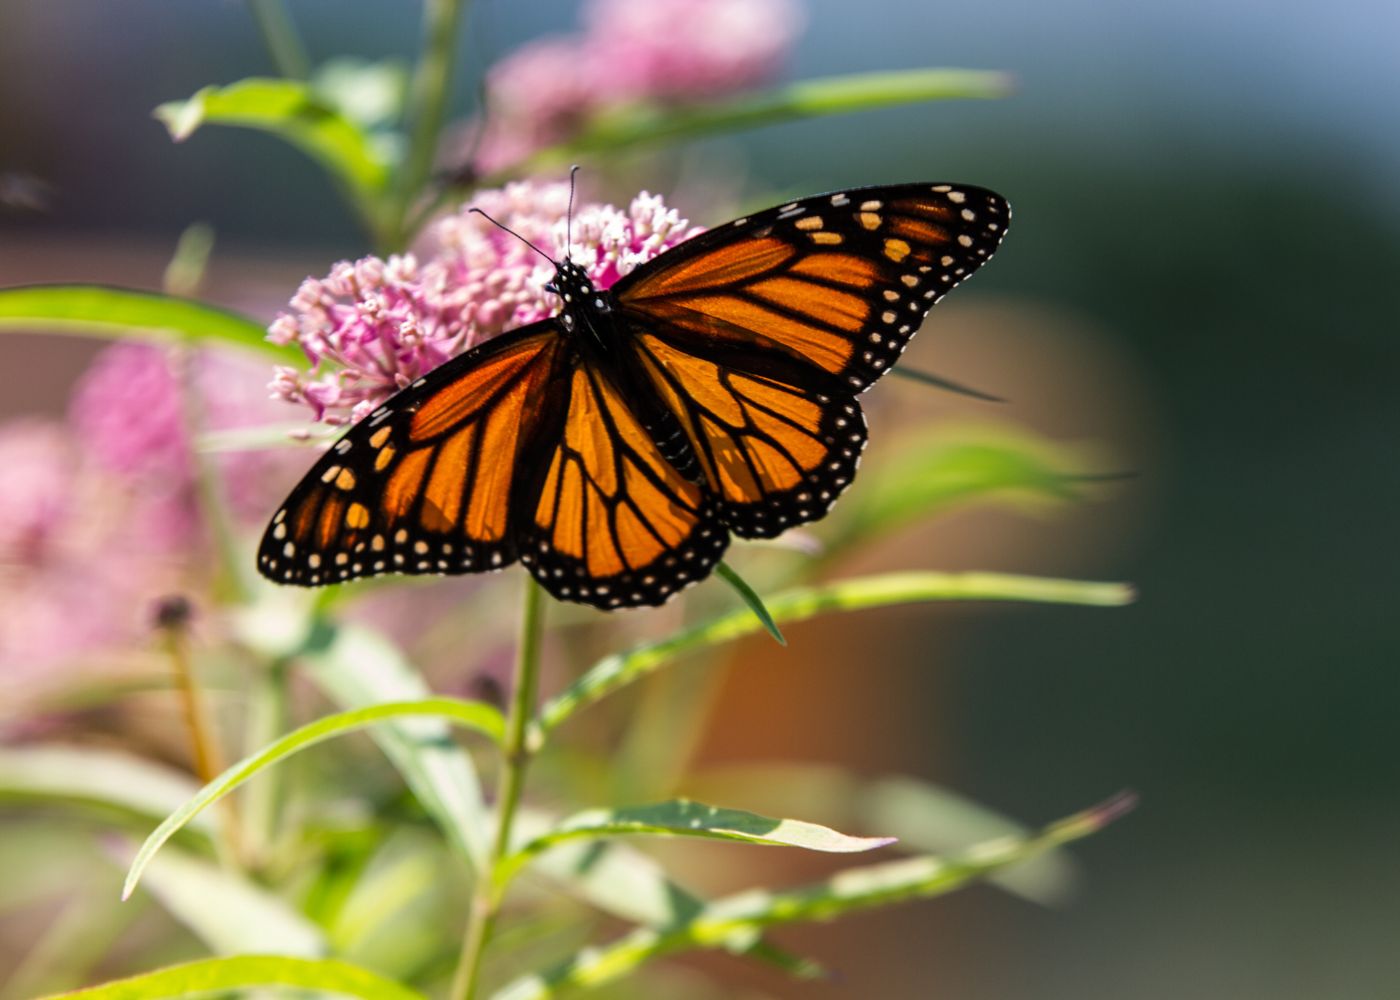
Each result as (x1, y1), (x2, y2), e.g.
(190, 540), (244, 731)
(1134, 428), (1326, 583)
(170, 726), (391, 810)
(468, 0), (804, 175)
(69, 342), (304, 528)
(0, 420), (187, 692)
(587, 0), (804, 102)
(269, 180), (703, 426)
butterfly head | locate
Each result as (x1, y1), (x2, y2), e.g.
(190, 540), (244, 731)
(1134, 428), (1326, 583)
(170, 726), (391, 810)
(545, 259), (598, 308)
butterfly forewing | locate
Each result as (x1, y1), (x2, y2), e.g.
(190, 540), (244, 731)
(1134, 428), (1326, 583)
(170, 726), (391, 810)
(258, 324), (564, 584)
(612, 182), (1006, 537)
(614, 182), (1009, 393)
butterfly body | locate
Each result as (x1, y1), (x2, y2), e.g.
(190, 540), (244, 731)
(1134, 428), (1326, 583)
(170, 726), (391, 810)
(260, 183), (1010, 609)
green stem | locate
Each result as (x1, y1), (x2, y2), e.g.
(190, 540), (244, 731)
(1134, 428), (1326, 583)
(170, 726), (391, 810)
(247, 0), (311, 80)
(450, 576), (546, 1000)
(240, 658), (289, 869)
(396, 0), (469, 248)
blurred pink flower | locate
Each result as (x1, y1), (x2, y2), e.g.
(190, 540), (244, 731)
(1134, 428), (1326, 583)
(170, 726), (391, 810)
(470, 0), (803, 174)
(270, 180), (702, 425)
(588, 0), (804, 101)
(0, 420), (186, 690)
(69, 342), (303, 525)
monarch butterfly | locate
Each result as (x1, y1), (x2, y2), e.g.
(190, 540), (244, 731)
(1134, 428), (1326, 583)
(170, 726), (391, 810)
(258, 182), (1009, 608)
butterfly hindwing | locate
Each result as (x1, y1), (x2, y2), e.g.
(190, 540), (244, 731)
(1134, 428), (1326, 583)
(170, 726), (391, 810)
(614, 182), (1009, 393)
(626, 326), (866, 539)
(257, 323), (564, 584)
(516, 361), (729, 608)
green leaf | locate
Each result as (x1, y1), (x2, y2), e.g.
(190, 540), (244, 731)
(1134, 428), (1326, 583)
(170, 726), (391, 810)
(490, 793), (1137, 1000)
(830, 426), (1101, 550)
(155, 78), (393, 239)
(535, 571), (1134, 739)
(714, 562), (785, 645)
(293, 615), (498, 873)
(487, 67), (1011, 181)
(518, 813), (825, 982)
(500, 800), (892, 886)
(122, 696), (504, 900)
(37, 955), (426, 1000)
(687, 764), (1078, 905)
(0, 284), (297, 362)
(123, 848), (327, 957)
(313, 57), (409, 130)
(889, 365), (1006, 403)
(0, 746), (212, 835)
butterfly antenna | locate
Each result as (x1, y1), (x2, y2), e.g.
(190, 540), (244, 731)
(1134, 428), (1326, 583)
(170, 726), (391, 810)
(566, 164), (580, 260)
(469, 207), (557, 267)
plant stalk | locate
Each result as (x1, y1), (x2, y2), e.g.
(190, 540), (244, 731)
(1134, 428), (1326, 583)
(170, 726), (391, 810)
(450, 575), (546, 1000)
(157, 600), (243, 863)
(248, 0), (311, 80)
(396, 0), (469, 247)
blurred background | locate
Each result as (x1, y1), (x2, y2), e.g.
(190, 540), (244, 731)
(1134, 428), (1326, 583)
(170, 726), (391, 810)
(2, 0), (1398, 997)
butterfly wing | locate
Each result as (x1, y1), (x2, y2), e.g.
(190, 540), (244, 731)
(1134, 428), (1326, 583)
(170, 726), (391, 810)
(612, 182), (1008, 537)
(622, 327), (866, 539)
(258, 321), (565, 584)
(515, 358), (729, 608)
(613, 183), (1009, 393)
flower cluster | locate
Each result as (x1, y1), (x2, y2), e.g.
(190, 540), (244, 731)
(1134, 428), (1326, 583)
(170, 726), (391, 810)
(0, 343), (304, 689)
(471, 0), (804, 173)
(0, 419), (185, 689)
(70, 342), (301, 523)
(269, 180), (703, 425)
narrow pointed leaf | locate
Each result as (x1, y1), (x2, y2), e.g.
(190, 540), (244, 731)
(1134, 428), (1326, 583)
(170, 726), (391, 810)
(0, 284), (297, 361)
(491, 793), (1137, 1000)
(830, 427), (1103, 550)
(475, 68), (1011, 183)
(535, 571), (1134, 738)
(500, 799), (892, 885)
(235, 599), (498, 874)
(687, 764), (1079, 905)
(0, 746), (211, 833)
(294, 617), (498, 871)
(520, 813), (825, 982)
(715, 562), (785, 645)
(122, 697), (504, 900)
(890, 365), (1006, 402)
(38, 956), (426, 1000)
(125, 848), (327, 957)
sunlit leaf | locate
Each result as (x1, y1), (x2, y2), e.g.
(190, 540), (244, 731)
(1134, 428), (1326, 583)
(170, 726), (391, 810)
(124, 847), (327, 957)
(38, 955), (427, 1000)
(481, 68), (1011, 183)
(829, 426), (1103, 551)
(686, 764), (1078, 905)
(0, 284), (296, 361)
(535, 571), (1134, 739)
(0, 746), (212, 835)
(490, 793), (1137, 1000)
(499, 800), (892, 886)
(518, 810), (824, 981)
(123, 696), (504, 900)
(155, 78), (392, 238)
(234, 593), (498, 874)
(293, 616), (498, 872)
(313, 57), (409, 129)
